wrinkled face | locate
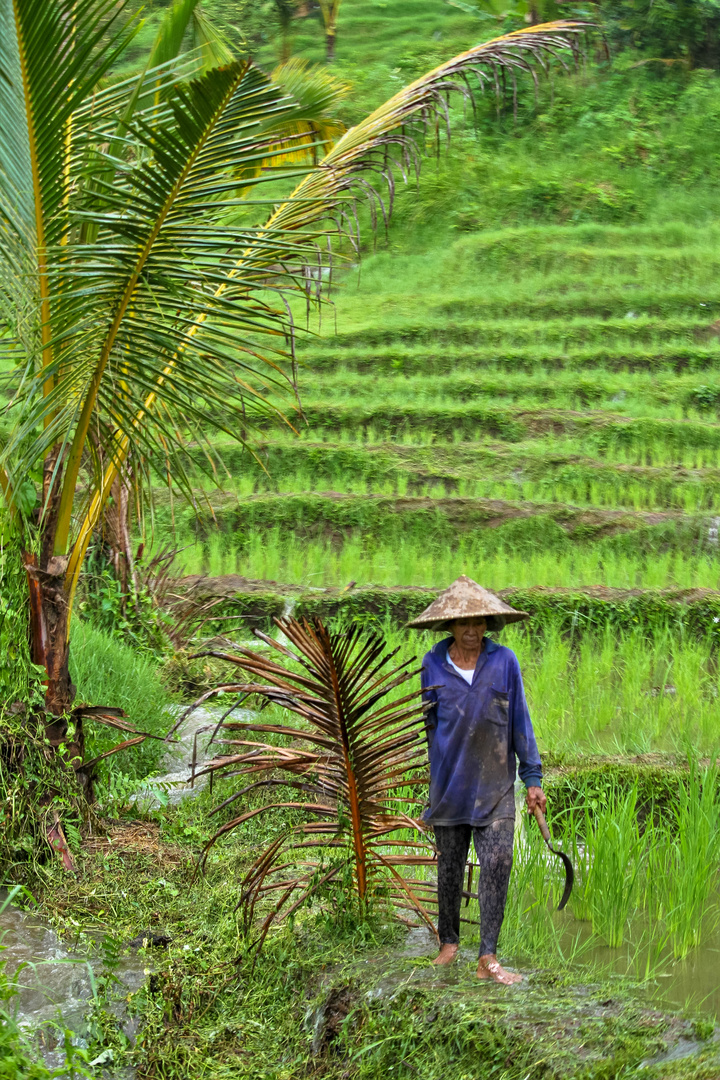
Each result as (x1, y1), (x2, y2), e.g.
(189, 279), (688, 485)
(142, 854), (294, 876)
(449, 616), (487, 651)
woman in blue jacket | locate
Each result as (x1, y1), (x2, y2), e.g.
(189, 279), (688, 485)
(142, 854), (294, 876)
(408, 576), (546, 985)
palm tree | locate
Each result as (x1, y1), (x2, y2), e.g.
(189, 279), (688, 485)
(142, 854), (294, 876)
(0, 2), (585, 771)
(272, 0), (300, 62)
(318, 0), (342, 62)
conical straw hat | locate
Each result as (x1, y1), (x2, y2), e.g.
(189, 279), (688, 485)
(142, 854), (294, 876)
(406, 575), (530, 630)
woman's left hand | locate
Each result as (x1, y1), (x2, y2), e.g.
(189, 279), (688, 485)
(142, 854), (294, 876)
(526, 786), (547, 815)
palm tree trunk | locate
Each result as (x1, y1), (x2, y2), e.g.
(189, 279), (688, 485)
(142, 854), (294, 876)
(103, 471), (138, 618)
(28, 447), (82, 750)
(26, 551), (86, 863)
(25, 554), (82, 761)
(326, 26), (336, 61)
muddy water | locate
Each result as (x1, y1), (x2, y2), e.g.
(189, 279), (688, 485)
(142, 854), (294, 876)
(148, 703), (257, 804)
(0, 892), (145, 1073)
(564, 913), (720, 1018)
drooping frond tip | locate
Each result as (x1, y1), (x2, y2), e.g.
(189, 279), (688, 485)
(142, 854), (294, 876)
(267, 21), (594, 247)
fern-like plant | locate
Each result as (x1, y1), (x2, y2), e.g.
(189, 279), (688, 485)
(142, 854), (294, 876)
(192, 618), (438, 948)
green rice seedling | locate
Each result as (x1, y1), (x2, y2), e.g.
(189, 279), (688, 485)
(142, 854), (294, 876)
(300, 343), (720, 378)
(220, 456), (720, 514)
(566, 630), (619, 745)
(171, 528), (720, 596)
(572, 784), (647, 948)
(648, 761), (720, 959)
(499, 819), (563, 960)
(515, 625), (572, 746)
(277, 367), (720, 421)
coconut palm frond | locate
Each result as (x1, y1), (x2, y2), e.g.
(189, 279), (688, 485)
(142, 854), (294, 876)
(265, 21), (590, 242)
(192, 617), (436, 948)
(4, 58), (319, 539)
(190, 2), (236, 69)
(0, 0), (136, 380)
(225, 59), (348, 193)
(146, 0), (235, 74)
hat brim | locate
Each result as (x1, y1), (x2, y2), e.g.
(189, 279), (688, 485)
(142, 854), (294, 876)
(406, 610), (530, 630)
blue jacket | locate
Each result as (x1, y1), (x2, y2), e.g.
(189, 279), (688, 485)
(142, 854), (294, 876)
(421, 636), (542, 827)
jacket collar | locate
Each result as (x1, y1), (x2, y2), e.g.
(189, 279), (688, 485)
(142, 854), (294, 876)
(432, 635), (499, 685)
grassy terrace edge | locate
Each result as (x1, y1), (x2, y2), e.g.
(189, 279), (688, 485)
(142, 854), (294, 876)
(177, 577), (720, 638)
(183, 492), (715, 539)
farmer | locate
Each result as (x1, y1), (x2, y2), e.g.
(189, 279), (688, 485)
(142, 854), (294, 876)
(407, 576), (546, 985)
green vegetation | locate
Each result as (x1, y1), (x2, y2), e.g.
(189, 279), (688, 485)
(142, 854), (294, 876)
(160, 215), (720, 592)
(71, 620), (175, 780)
(5, 0), (720, 1076)
(6, 754), (717, 1078)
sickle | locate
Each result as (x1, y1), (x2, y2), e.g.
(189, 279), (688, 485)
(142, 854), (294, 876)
(532, 805), (574, 910)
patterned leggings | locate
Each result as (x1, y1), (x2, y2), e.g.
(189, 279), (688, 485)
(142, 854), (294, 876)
(434, 819), (515, 957)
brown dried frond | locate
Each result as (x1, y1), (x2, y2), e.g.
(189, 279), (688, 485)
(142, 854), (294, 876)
(189, 617), (438, 949)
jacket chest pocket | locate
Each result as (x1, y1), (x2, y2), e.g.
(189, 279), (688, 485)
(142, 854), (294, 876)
(486, 689), (509, 727)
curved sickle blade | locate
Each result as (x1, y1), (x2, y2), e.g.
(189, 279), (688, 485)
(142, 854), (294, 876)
(547, 842), (574, 910)
(532, 806), (574, 910)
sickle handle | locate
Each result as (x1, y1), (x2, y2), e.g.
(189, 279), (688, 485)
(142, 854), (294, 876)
(532, 804), (551, 844)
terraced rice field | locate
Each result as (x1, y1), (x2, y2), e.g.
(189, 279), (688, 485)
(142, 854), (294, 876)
(170, 222), (720, 593)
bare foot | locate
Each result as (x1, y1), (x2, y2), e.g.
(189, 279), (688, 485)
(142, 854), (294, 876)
(476, 954), (522, 984)
(432, 944), (459, 966)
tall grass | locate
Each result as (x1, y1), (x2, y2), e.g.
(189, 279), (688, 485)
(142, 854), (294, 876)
(189, 459), (720, 514)
(508, 628), (720, 755)
(571, 786), (644, 948)
(264, 366), (720, 421)
(499, 764), (720, 968)
(71, 619), (175, 779)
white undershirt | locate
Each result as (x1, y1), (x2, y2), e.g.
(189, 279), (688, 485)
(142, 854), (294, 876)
(447, 651), (475, 684)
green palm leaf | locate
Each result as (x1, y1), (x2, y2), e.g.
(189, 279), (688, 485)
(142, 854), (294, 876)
(4, 59), (325, 543)
(0, 0), (135, 391)
(149, 0), (234, 71)
(267, 58), (347, 163)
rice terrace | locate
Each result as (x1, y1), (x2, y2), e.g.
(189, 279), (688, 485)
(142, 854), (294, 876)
(4, 0), (720, 1076)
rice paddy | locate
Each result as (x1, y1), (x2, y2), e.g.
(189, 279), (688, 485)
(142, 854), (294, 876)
(495, 767), (720, 1018)
(161, 222), (720, 605)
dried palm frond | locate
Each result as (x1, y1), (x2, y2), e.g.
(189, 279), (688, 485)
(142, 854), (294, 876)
(192, 617), (438, 948)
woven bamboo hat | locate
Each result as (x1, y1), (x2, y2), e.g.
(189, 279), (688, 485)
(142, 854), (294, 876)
(406, 575), (530, 632)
